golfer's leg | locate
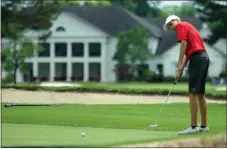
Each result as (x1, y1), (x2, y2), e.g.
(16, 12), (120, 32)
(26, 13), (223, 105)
(189, 93), (198, 126)
(197, 58), (209, 127)
(188, 57), (200, 128)
(197, 94), (207, 126)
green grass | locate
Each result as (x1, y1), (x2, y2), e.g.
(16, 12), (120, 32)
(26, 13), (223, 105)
(2, 123), (176, 147)
(2, 82), (226, 97)
(1, 103), (226, 147)
(79, 82), (225, 96)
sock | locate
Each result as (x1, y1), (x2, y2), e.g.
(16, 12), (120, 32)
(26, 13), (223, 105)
(200, 125), (207, 128)
(191, 125), (197, 129)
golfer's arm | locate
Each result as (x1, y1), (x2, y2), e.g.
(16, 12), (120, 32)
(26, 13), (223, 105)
(182, 56), (188, 68)
(178, 40), (187, 68)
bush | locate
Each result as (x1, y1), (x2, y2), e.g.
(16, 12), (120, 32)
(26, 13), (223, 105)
(1, 74), (14, 84)
(219, 71), (227, 78)
(164, 76), (175, 82)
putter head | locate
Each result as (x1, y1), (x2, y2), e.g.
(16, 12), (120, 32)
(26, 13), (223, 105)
(149, 124), (158, 128)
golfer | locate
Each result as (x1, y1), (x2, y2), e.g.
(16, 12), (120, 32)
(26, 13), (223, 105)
(163, 15), (210, 135)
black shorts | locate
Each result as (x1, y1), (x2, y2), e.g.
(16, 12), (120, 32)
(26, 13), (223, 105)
(188, 51), (210, 94)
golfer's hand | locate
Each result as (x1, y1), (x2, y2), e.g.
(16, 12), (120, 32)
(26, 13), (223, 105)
(176, 66), (184, 79)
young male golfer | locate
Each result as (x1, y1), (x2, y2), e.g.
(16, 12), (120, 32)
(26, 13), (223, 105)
(163, 15), (210, 135)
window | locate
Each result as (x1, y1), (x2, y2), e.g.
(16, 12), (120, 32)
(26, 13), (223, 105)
(55, 43), (67, 57)
(38, 63), (50, 81)
(23, 63), (33, 82)
(89, 63), (101, 81)
(72, 43), (84, 57)
(55, 63), (67, 81)
(56, 26), (66, 32)
(38, 43), (50, 57)
(72, 63), (84, 81)
(89, 43), (101, 57)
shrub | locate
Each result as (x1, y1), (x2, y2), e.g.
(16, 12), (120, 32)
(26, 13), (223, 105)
(1, 74), (14, 84)
(219, 71), (227, 78)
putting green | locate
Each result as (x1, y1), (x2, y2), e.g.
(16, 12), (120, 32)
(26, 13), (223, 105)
(2, 123), (176, 147)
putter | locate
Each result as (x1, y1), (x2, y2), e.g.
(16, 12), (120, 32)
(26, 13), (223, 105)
(149, 78), (178, 128)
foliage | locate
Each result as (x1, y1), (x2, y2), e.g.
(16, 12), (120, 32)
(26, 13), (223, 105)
(114, 27), (151, 66)
(161, 3), (197, 17)
(1, 0), (60, 83)
(59, 0), (112, 6)
(110, 0), (163, 17)
(135, 0), (150, 17)
(2, 37), (43, 84)
(1, 0), (60, 41)
(58, 0), (80, 6)
(194, 0), (227, 44)
(1, 74), (14, 84)
(219, 71), (227, 78)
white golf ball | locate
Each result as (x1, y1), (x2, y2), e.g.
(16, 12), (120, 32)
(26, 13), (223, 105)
(81, 132), (85, 137)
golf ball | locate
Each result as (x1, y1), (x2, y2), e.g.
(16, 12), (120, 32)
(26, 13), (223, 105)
(81, 132), (85, 137)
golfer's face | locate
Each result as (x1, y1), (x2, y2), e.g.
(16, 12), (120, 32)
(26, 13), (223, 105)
(168, 20), (178, 31)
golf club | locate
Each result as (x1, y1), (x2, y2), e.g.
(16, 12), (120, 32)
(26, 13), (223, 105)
(149, 78), (178, 128)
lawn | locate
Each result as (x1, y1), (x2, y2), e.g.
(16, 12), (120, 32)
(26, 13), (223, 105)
(1, 103), (226, 147)
(2, 82), (226, 97)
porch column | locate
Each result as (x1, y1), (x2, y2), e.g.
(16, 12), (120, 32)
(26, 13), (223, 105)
(67, 42), (72, 81)
(101, 42), (107, 82)
(33, 61), (38, 80)
(50, 42), (55, 82)
(83, 42), (89, 81)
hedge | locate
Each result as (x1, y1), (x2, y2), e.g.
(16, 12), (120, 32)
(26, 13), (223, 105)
(2, 83), (226, 100)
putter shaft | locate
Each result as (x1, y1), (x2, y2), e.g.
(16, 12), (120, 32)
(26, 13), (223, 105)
(154, 80), (177, 124)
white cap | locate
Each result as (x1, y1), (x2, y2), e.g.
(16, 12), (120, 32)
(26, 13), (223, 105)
(163, 15), (180, 32)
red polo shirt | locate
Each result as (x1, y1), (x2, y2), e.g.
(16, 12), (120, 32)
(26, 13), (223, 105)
(176, 22), (206, 60)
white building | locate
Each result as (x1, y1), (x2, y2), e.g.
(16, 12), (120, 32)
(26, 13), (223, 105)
(2, 6), (226, 83)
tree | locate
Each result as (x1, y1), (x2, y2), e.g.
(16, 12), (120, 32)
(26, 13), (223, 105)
(113, 27), (152, 81)
(135, 0), (150, 17)
(110, 0), (137, 12)
(1, 0), (60, 40)
(161, 3), (197, 18)
(194, 0), (227, 44)
(2, 36), (43, 84)
(1, 0), (60, 83)
(58, 0), (80, 6)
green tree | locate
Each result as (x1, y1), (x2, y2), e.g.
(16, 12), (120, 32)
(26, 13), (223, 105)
(2, 36), (43, 84)
(161, 3), (196, 17)
(113, 27), (151, 80)
(194, 0), (227, 44)
(58, 0), (80, 6)
(83, 0), (112, 6)
(1, 0), (60, 40)
(1, 0), (60, 83)
(135, 0), (150, 17)
(110, 0), (137, 12)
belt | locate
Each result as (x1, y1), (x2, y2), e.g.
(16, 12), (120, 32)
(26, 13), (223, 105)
(191, 50), (206, 57)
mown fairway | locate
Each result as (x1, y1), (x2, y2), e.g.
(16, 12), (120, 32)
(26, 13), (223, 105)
(1, 103), (226, 147)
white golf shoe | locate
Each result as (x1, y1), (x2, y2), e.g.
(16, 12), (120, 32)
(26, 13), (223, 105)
(178, 126), (199, 135)
(199, 126), (209, 133)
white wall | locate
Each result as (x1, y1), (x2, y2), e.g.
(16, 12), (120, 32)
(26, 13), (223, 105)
(156, 42), (225, 77)
(204, 43), (225, 77)
(3, 12), (110, 83)
(106, 37), (118, 82)
(148, 37), (159, 55)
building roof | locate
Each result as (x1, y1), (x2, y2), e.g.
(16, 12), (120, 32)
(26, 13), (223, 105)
(146, 17), (203, 55)
(61, 6), (162, 37)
